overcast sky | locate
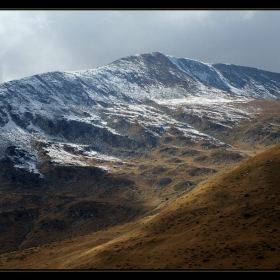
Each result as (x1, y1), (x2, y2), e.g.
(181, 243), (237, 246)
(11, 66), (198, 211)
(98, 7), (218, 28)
(1, 9), (280, 84)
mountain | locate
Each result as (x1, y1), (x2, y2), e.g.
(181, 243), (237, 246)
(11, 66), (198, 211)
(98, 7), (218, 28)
(0, 51), (280, 269)
(1, 51), (280, 168)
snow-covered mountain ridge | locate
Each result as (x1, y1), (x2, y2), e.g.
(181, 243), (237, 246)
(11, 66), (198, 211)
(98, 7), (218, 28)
(1, 51), (280, 106)
(1, 51), (280, 175)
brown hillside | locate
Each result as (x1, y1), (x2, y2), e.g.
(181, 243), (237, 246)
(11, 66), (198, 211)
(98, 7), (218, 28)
(1, 143), (280, 270)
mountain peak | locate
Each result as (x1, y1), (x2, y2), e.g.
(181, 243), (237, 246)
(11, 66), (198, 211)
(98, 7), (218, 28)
(0, 51), (280, 166)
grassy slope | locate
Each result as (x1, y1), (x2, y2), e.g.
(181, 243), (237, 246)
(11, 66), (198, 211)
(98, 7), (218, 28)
(1, 143), (280, 270)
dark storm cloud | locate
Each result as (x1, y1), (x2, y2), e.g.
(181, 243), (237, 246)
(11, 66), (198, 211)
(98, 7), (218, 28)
(0, 10), (280, 83)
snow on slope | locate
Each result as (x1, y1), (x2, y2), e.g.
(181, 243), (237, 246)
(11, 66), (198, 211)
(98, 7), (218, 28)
(43, 142), (122, 169)
(0, 51), (280, 173)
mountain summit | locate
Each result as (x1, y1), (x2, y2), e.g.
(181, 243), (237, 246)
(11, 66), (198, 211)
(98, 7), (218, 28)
(1, 51), (280, 171)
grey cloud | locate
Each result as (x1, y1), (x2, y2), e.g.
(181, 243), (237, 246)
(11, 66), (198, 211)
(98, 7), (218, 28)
(1, 10), (280, 84)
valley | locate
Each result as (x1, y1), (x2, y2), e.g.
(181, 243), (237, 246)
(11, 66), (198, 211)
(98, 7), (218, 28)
(1, 135), (280, 270)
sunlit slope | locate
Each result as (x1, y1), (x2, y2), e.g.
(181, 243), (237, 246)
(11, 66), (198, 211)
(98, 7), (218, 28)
(1, 143), (280, 270)
(79, 143), (280, 270)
